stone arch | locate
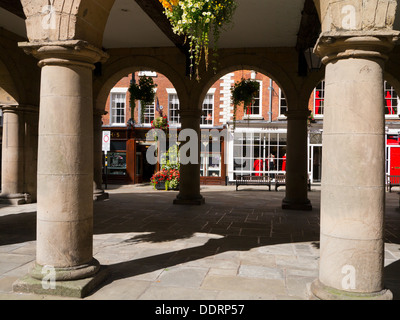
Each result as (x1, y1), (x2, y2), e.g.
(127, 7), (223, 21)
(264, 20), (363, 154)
(0, 58), (19, 105)
(194, 50), (308, 113)
(93, 54), (188, 115)
(21, 0), (115, 47)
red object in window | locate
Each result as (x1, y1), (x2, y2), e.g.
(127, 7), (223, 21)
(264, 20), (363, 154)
(254, 159), (263, 176)
(282, 155), (286, 171)
(315, 91), (321, 115)
(386, 91), (394, 114)
(246, 104), (252, 115)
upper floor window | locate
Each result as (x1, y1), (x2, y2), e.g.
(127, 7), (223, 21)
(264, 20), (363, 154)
(140, 101), (155, 125)
(110, 91), (127, 125)
(314, 80), (325, 117)
(279, 89), (288, 117)
(385, 81), (399, 117)
(245, 81), (262, 116)
(168, 93), (180, 125)
(201, 90), (215, 126)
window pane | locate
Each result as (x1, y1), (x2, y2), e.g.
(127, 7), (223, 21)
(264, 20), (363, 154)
(314, 81), (325, 115)
(385, 81), (399, 115)
(111, 93), (126, 125)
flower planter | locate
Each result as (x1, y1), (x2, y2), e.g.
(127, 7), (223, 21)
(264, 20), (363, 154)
(154, 181), (179, 191)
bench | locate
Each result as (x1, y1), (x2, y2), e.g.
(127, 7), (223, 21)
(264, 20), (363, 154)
(387, 175), (400, 192)
(235, 175), (272, 191)
(274, 173), (312, 192)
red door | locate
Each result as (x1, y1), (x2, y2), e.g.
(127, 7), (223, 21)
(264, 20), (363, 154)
(390, 147), (400, 176)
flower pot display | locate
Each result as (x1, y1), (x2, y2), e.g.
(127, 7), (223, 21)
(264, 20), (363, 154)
(231, 78), (260, 128)
(159, 0), (237, 80)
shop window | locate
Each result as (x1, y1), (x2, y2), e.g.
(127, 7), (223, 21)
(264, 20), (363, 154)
(168, 93), (180, 125)
(314, 80), (325, 116)
(107, 152), (127, 175)
(110, 92), (126, 125)
(200, 137), (221, 177)
(201, 93), (214, 126)
(232, 131), (287, 179)
(385, 81), (399, 116)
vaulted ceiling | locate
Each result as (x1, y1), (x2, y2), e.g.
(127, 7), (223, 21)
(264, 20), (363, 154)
(0, 0), (321, 52)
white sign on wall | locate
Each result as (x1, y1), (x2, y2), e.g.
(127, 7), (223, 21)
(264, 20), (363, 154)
(102, 131), (111, 152)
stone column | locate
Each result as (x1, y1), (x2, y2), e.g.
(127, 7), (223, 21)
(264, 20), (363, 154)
(23, 107), (39, 203)
(0, 105), (30, 205)
(311, 33), (398, 300)
(93, 110), (108, 201)
(282, 109), (312, 210)
(173, 109), (205, 205)
(14, 41), (109, 298)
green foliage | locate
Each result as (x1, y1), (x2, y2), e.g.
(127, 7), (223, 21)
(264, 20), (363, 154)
(160, 0), (237, 80)
(231, 78), (260, 128)
(128, 76), (157, 123)
(161, 144), (180, 170)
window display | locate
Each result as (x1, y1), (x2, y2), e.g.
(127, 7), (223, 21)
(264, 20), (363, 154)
(233, 131), (286, 179)
(107, 152), (127, 175)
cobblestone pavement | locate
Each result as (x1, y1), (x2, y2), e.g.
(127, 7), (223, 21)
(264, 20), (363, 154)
(0, 184), (400, 300)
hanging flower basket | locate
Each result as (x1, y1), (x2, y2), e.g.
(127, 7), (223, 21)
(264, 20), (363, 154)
(159, 0), (237, 80)
(231, 78), (260, 128)
(128, 75), (157, 123)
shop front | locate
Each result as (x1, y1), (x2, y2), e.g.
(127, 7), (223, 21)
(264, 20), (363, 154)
(102, 127), (226, 186)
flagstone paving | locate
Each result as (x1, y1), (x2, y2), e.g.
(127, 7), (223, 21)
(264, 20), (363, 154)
(0, 184), (400, 300)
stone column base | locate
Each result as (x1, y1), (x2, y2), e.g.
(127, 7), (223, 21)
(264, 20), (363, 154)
(173, 195), (205, 205)
(13, 259), (109, 298)
(93, 189), (109, 201)
(310, 280), (393, 300)
(282, 198), (312, 211)
(0, 193), (31, 205)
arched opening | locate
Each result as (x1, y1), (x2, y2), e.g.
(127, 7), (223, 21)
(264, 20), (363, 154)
(98, 69), (187, 186)
(199, 68), (290, 188)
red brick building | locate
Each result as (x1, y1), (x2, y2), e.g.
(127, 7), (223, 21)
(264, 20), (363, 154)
(102, 71), (400, 186)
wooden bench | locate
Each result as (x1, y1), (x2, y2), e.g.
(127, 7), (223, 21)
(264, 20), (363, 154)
(274, 173), (312, 191)
(235, 175), (272, 191)
(387, 175), (400, 192)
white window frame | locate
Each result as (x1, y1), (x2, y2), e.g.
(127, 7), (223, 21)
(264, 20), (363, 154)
(139, 100), (156, 126)
(201, 88), (216, 127)
(278, 88), (287, 119)
(167, 88), (181, 127)
(243, 80), (262, 119)
(384, 81), (400, 119)
(313, 80), (325, 118)
(138, 71), (157, 77)
(110, 88), (128, 126)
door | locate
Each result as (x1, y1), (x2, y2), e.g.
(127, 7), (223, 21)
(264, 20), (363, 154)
(390, 147), (400, 176)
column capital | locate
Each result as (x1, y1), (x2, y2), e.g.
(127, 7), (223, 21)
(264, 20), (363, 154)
(18, 40), (109, 69)
(1, 104), (38, 114)
(314, 31), (400, 64)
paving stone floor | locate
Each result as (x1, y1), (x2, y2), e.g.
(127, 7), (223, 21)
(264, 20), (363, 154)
(1, 184), (400, 300)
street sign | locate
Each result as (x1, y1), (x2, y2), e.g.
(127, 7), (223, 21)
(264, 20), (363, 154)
(102, 131), (111, 152)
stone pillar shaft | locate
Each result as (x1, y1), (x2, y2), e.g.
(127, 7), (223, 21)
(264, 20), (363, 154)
(282, 109), (312, 210)
(0, 105), (37, 204)
(311, 33), (398, 300)
(36, 60), (94, 267)
(173, 109), (205, 205)
(93, 111), (108, 201)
